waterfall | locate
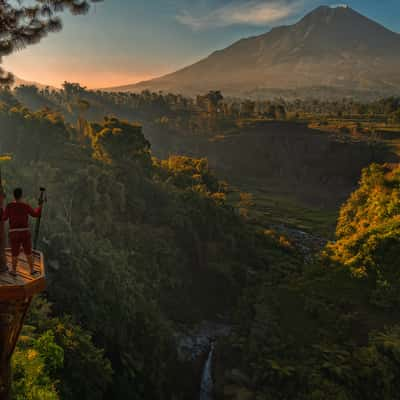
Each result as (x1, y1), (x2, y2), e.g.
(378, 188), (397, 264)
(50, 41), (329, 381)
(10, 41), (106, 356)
(199, 342), (214, 400)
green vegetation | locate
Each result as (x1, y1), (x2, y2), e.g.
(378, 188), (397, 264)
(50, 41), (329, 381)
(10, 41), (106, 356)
(0, 92), (266, 398)
(226, 182), (338, 238)
(222, 163), (400, 400)
(0, 85), (399, 399)
(11, 85), (400, 143)
(12, 301), (112, 400)
(10, 84), (399, 214)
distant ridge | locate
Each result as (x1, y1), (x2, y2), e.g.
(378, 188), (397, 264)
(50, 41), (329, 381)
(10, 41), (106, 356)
(109, 5), (400, 97)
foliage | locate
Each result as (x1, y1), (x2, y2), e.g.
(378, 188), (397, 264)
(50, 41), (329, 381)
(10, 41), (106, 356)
(0, 98), (263, 399)
(327, 164), (400, 307)
(13, 297), (113, 400)
(3, 85), (400, 400)
(92, 117), (151, 168)
(156, 155), (221, 194)
(226, 163), (400, 400)
(12, 328), (63, 400)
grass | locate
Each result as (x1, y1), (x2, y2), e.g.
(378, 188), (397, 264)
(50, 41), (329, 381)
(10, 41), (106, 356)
(221, 117), (399, 239)
(227, 180), (338, 239)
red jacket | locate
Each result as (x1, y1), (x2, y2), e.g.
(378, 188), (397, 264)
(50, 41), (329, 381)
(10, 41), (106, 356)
(3, 202), (42, 230)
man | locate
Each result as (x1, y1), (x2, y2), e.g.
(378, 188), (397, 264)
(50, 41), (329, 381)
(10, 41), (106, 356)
(3, 188), (42, 276)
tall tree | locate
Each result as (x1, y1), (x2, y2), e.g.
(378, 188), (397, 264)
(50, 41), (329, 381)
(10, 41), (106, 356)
(0, 0), (103, 84)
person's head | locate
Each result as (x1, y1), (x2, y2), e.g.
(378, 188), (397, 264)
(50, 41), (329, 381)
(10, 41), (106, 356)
(13, 188), (23, 201)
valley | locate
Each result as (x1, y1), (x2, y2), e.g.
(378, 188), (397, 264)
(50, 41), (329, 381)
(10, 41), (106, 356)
(0, 2), (400, 399)
(12, 83), (400, 237)
(146, 119), (398, 219)
(2, 84), (400, 400)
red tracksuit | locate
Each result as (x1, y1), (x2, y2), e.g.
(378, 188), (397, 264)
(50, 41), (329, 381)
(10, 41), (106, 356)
(3, 202), (42, 257)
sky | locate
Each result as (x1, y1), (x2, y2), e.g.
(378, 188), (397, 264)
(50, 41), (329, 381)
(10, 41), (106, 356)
(4, 0), (400, 89)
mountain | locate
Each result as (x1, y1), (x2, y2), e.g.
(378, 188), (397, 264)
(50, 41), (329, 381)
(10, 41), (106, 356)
(111, 5), (400, 97)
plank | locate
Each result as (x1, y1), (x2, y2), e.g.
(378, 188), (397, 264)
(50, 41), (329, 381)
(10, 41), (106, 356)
(0, 250), (45, 299)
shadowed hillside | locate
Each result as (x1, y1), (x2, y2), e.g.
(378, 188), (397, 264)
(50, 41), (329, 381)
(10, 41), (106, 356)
(146, 121), (399, 208)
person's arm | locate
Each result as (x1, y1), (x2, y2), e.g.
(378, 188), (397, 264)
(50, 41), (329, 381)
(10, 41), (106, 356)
(28, 205), (42, 218)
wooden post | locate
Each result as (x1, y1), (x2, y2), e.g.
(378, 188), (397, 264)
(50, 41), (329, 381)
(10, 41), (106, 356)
(0, 252), (46, 400)
(0, 168), (7, 273)
(0, 304), (12, 400)
(0, 298), (32, 400)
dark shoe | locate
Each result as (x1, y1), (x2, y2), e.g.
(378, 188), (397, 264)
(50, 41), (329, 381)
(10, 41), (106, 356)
(9, 270), (17, 277)
(30, 270), (40, 277)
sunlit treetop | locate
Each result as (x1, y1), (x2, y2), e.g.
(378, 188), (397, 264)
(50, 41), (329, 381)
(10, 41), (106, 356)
(0, 154), (12, 163)
(0, 0), (103, 84)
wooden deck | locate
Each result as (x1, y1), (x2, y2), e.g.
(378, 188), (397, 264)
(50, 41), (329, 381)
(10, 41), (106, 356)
(0, 250), (46, 300)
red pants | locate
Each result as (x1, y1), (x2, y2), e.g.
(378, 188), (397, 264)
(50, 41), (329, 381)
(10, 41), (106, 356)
(9, 231), (32, 257)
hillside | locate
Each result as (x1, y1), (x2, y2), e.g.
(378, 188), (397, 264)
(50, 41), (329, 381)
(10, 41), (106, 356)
(216, 164), (400, 400)
(145, 120), (399, 208)
(113, 5), (400, 97)
(11, 84), (400, 212)
(2, 81), (400, 400)
(0, 96), (269, 399)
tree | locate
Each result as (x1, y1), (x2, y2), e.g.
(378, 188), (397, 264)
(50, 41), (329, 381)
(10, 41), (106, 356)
(0, 0), (103, 84)
(12, 328), (63, 400)
(92, 117), (151, 168)
(159, 155), (220, 193)
(62, 82), (87, 100)
(239, 100), (255, 118)
(274, 104), (287, 120)
(390, 109), (400, 124)
(205, 91), (223, 114)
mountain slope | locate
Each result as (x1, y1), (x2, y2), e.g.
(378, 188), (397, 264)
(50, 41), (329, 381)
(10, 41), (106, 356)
(113, 5), (400, 96)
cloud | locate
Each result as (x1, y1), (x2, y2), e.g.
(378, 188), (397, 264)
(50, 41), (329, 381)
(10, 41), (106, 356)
(176, 1), (301, 30)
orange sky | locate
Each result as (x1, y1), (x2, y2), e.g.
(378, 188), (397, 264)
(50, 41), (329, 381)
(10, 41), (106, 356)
(4, 56), (163, 89)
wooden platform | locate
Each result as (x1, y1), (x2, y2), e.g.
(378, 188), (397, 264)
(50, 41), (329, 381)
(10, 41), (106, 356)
(0, 250), (45, 300)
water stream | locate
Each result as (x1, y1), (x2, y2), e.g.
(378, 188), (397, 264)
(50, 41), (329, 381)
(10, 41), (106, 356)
(199, 342), (214, 400)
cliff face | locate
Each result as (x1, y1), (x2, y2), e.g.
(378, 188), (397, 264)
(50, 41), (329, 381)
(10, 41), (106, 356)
(146, 121), (399, 208)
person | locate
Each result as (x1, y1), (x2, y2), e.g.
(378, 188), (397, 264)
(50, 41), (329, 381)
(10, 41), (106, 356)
(3, 188), (42, 276)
